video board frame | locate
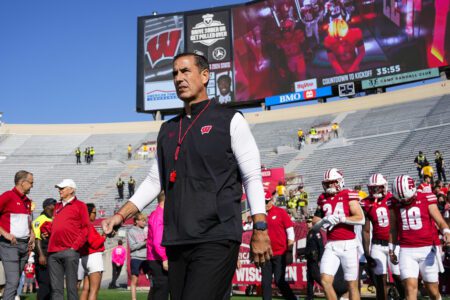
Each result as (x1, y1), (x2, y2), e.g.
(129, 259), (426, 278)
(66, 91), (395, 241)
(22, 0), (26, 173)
(137, 0), (449, 114)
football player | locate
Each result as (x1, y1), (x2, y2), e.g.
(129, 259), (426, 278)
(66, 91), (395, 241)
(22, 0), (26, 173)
(300, 0), (320, 45)
(389, 175), (450, 300)
(361, 174), (404, 300)
(313, 168), (365, 300)
(277, 18), (306, 81)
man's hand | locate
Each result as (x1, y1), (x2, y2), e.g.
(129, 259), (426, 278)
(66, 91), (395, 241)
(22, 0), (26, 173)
(162, 260), (168, 272)
(39, 255), (47, 266)
(444, 232), (450, 245)
(3, 233), (17, 245)
(250, 230), (272, 268)
(28, 235), (35, 251)
(101, 215), (123, 236)
(389, 250), (398, 265)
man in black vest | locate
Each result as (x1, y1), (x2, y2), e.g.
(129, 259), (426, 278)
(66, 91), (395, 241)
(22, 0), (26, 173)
(102, 53), (271, 300)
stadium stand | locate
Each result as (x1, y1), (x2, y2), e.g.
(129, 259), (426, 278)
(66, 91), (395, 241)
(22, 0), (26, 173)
(0, 131), (158, 216)
(0, 81), (449, 213)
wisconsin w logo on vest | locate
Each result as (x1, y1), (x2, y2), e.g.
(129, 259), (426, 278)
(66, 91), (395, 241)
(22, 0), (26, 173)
(201, 125), (213, 135)
(146, 29), (182, 68)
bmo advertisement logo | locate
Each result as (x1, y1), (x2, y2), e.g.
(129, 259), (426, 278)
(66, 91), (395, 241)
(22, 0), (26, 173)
(304, 89), (316, 99)
(294, 79), (317, 92)
(265, 86), (332, 107)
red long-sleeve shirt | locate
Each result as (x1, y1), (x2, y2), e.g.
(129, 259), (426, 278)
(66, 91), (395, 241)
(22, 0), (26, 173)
(48, 198), (89, 253)
(80, 223), (106, 256)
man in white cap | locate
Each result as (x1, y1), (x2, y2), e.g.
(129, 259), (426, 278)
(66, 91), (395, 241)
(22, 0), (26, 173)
(47, 179), (90, 300)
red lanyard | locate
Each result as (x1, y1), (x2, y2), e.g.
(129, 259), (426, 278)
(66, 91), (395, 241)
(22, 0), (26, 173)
(170, 100), (211, 183)
(174, 100), (211, 161)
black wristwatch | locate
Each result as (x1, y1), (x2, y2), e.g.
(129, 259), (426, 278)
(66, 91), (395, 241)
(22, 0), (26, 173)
(253, 221), (268, 231)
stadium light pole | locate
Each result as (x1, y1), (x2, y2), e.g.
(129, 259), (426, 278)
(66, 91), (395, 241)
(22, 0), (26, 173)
(152, 11), (158, 16)
(0, 112), (3, 126)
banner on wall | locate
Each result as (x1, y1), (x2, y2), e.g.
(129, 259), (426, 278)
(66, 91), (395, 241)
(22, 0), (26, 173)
(361, 68), (440, 89)
(186, 11), (235, 104)
(139, 15), (185, 111)
(233, 222), (309, 291)
(265, 86), (333, 107)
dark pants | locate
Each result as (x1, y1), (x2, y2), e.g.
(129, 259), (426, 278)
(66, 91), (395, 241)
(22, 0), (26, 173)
(166, 240), (239, 300)
(48, 249), (80, 300)
(417, 167), (423, 179)
(118, 187), (124, 199)
(333, 130), (338, 138)
(0, 240), (29, 300)
(147, 260), (169, 300)
(109, 262), (123, 288)
(76, 156), (81, 164)
(36, 263), (51, 300)
(306, 260), (320, 300)
(306, 259), (348, 299)
(129, 187), (135, 198)
(261, 254), (296, 300)
(437, 167), (447, 182)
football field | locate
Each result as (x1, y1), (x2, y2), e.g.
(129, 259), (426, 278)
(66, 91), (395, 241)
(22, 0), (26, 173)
(17, 290), (450, 299)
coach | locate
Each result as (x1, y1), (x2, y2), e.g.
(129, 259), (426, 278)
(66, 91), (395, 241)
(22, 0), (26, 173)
(48, 179), (90, 300)
(102, 52), (271, 299)
(0, 170), (35, 300)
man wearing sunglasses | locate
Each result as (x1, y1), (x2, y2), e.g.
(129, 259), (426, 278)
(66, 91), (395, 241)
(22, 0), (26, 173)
(0, 170), (35, 300)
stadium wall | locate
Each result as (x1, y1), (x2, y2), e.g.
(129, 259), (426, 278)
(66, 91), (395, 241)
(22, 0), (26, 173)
(2, 80), (449, 135)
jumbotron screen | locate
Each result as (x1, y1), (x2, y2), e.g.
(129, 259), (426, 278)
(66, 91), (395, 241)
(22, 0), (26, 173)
(137, 0), (449, 112)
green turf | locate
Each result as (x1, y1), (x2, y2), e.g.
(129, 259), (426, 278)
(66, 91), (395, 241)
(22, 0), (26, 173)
(17, 289), (450, 299)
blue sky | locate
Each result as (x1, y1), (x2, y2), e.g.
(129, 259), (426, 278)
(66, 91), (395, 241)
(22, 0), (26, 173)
(0, 0), (245, 124)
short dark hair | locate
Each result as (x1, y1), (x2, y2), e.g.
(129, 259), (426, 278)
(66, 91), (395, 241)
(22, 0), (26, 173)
(217, 74), (231, 84)
(86, 203), (96, 214)
(173, 52), (209, 72)
(354, 185), (362, 191)
(14, 170), (32, 185)
(118, 239), (123, 245)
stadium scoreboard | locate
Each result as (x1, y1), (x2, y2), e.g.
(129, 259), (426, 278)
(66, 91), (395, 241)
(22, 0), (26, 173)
(136, 0), (449, 113)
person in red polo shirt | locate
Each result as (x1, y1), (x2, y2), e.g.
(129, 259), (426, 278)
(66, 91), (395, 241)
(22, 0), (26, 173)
(47, 179), (90, 300)
(0, 170), (35, 300)
(261, 191), (296, 300)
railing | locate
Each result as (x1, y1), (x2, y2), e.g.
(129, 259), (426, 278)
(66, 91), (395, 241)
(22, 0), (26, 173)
(2, 152), (114, 161)
(347, 113), (450, 139)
